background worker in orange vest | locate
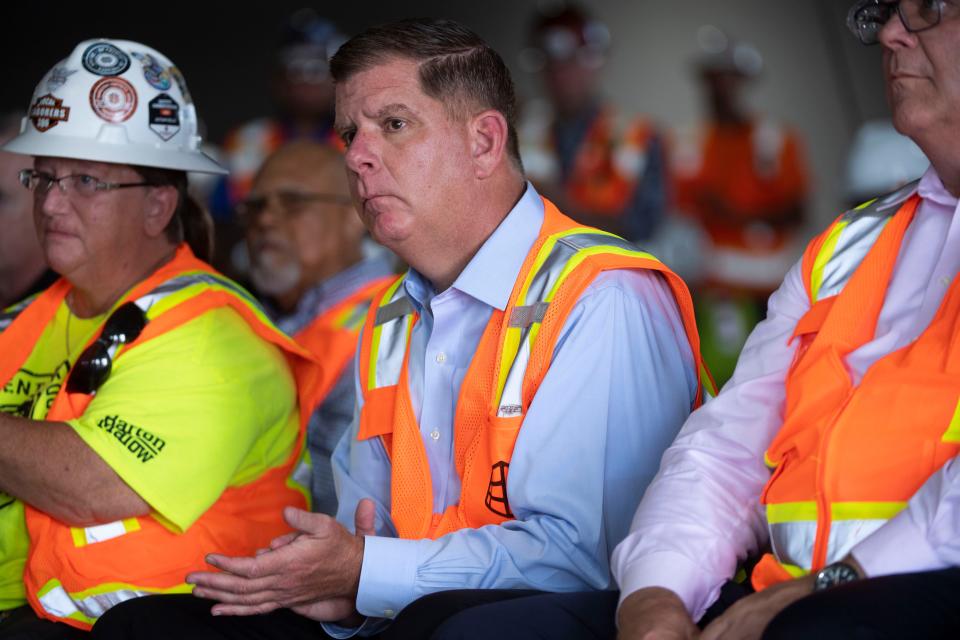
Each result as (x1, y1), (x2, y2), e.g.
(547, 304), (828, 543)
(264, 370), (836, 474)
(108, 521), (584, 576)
(518, 4), (669, 242)
(238, 141), (395, 516)
(673, 27), (810, 387)
(0, 39), (324, 636)
(613, 2), (960, 639)
(92, 18), (708, 640)
(0, 111), (55, 309)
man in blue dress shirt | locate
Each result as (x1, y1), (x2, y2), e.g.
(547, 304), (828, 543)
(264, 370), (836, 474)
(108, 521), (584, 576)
(92, 18), (702, 640)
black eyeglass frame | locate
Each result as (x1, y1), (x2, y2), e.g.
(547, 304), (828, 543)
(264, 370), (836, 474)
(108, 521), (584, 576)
(18, 169), (156, 196)
(235, 190), (354, 226)
(66, 302), (148, 395)
(847, 0), (946, 44)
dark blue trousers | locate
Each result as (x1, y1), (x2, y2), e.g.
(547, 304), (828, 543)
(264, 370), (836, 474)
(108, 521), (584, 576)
(89, 568), (960, 640)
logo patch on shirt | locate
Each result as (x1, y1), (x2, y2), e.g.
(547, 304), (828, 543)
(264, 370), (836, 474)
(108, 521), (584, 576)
(96, 415), (166, 463)
(484, 461), (514, 518)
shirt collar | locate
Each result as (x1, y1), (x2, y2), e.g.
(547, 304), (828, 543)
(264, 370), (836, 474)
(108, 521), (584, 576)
(918, 166), (958, 209)
(404, 183), (544, 313)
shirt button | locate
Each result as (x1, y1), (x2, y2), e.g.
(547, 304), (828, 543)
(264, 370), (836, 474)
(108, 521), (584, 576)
(430, 429), (440, 441)
(941, 275), (952, 287)
(435, 352), (447, 364)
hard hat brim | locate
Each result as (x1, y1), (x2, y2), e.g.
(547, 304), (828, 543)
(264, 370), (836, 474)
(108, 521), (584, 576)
(1, 134), (228, 175)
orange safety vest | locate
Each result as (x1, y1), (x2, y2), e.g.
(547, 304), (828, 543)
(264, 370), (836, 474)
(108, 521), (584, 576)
(752, 181), (960, 589)
(522, 106), (656, 217)
(293, 276), (395, 404)
(673, 120), (808, 293)
(0, 245), (325, 629)
(356, 198), (713, 540)
(564, 110), (655, 217)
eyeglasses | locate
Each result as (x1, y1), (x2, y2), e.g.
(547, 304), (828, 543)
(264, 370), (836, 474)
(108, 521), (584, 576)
(236, 190), (352, 226)
(847, 0), (947, 44)
(66, 302), (147, 395)
(19, 169), (156, 198)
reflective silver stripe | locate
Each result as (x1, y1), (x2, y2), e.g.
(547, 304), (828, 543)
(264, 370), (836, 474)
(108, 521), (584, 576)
(0, 296), (37, 332)
(372, 284), (415, 390)
(291, 458), (312, 490)
(80, 520), (129, 545)
(769, 521), (816, 571)
(769, 518), (888, 571)
(509, 302), (548, 328)
(135, 273), (261, 315)
(39, 584), (152, 620)
(497, 232), (651, 416)
(815, 180), (918, 302)
(375, 296), (415, 326)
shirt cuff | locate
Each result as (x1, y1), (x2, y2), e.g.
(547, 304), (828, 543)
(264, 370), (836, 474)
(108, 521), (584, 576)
(321, 617), (391, 639)
(355, 535), (420, 619)
(850, 510), (945, 578)
(615, 551), (724, 623)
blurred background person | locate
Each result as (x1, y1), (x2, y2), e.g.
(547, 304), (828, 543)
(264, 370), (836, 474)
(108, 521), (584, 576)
(208, 9), (347, 277)
(518, 3), (668, 242)
(672, 26), (810, 386)
(239, 141), (394, 516)
(0, 111), (55, 309)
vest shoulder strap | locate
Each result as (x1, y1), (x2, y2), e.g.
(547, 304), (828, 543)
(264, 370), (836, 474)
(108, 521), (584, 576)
(805, 179), (919, 304)
(0, 295), (40, 333)
(494, 226), (666, 416)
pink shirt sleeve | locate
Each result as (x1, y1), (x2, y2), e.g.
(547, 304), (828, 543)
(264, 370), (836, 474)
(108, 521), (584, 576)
(852, 457), (960, 576)
(611, 260), (810, 621)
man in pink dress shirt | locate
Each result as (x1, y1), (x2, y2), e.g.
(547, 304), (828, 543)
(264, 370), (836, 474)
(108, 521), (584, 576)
(614, 2), (960, 639)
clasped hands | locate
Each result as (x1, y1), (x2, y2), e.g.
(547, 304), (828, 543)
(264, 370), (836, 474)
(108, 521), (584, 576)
(187, 498), (376, 624)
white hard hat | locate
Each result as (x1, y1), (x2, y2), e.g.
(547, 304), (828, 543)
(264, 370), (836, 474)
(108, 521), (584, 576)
(2, 39), (226, 174)
(846, 119), (928, 201)
(695, 26), (763, 77)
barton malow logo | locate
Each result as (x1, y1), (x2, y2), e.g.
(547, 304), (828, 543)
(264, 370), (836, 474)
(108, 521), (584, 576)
(96, 415), (166, 463)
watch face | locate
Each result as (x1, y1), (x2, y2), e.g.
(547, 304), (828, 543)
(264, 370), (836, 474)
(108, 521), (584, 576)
(815, 562), (860, 590)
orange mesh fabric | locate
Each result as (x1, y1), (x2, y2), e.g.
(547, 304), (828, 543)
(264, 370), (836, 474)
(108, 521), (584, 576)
(358, 198), (705, 540)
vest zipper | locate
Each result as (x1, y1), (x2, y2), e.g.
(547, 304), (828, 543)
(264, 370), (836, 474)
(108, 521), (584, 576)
(811, 387), (855, 570)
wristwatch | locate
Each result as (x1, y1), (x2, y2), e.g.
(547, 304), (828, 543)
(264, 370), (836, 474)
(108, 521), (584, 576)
(813, 561), (861, 591)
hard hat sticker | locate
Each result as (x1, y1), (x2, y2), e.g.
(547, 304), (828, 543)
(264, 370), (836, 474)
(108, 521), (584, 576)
(90, 77), (138, 123)
(131, 52), (172, 91)
(82, 42), (131, 77)
(29, 94), (71, 132)
(168, 66), (192, 103)
(46, 66), (78, 92)
(149, 94), (180, 141)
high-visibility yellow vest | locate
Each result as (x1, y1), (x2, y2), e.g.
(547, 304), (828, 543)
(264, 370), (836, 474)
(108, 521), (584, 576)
(0, 245), (325, 629)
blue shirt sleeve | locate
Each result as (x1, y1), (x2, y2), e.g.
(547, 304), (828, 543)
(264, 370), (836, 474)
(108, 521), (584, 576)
(330, 269), (697, 622)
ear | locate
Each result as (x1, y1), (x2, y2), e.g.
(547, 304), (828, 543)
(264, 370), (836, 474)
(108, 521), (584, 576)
(469, 109), (510, 180)
(142, 185), (179, 238)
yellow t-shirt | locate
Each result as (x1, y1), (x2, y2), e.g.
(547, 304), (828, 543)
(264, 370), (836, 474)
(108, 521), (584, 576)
(0, 301), (299, 610)
(0, 303), (104, 610)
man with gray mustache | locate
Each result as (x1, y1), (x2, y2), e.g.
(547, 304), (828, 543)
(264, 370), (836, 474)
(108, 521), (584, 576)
(239, 141), (394, 515)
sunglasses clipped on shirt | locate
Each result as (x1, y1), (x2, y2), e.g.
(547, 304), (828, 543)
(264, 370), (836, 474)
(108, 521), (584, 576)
(847, 0), (947, 45)
(66, 302), (148, 395)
